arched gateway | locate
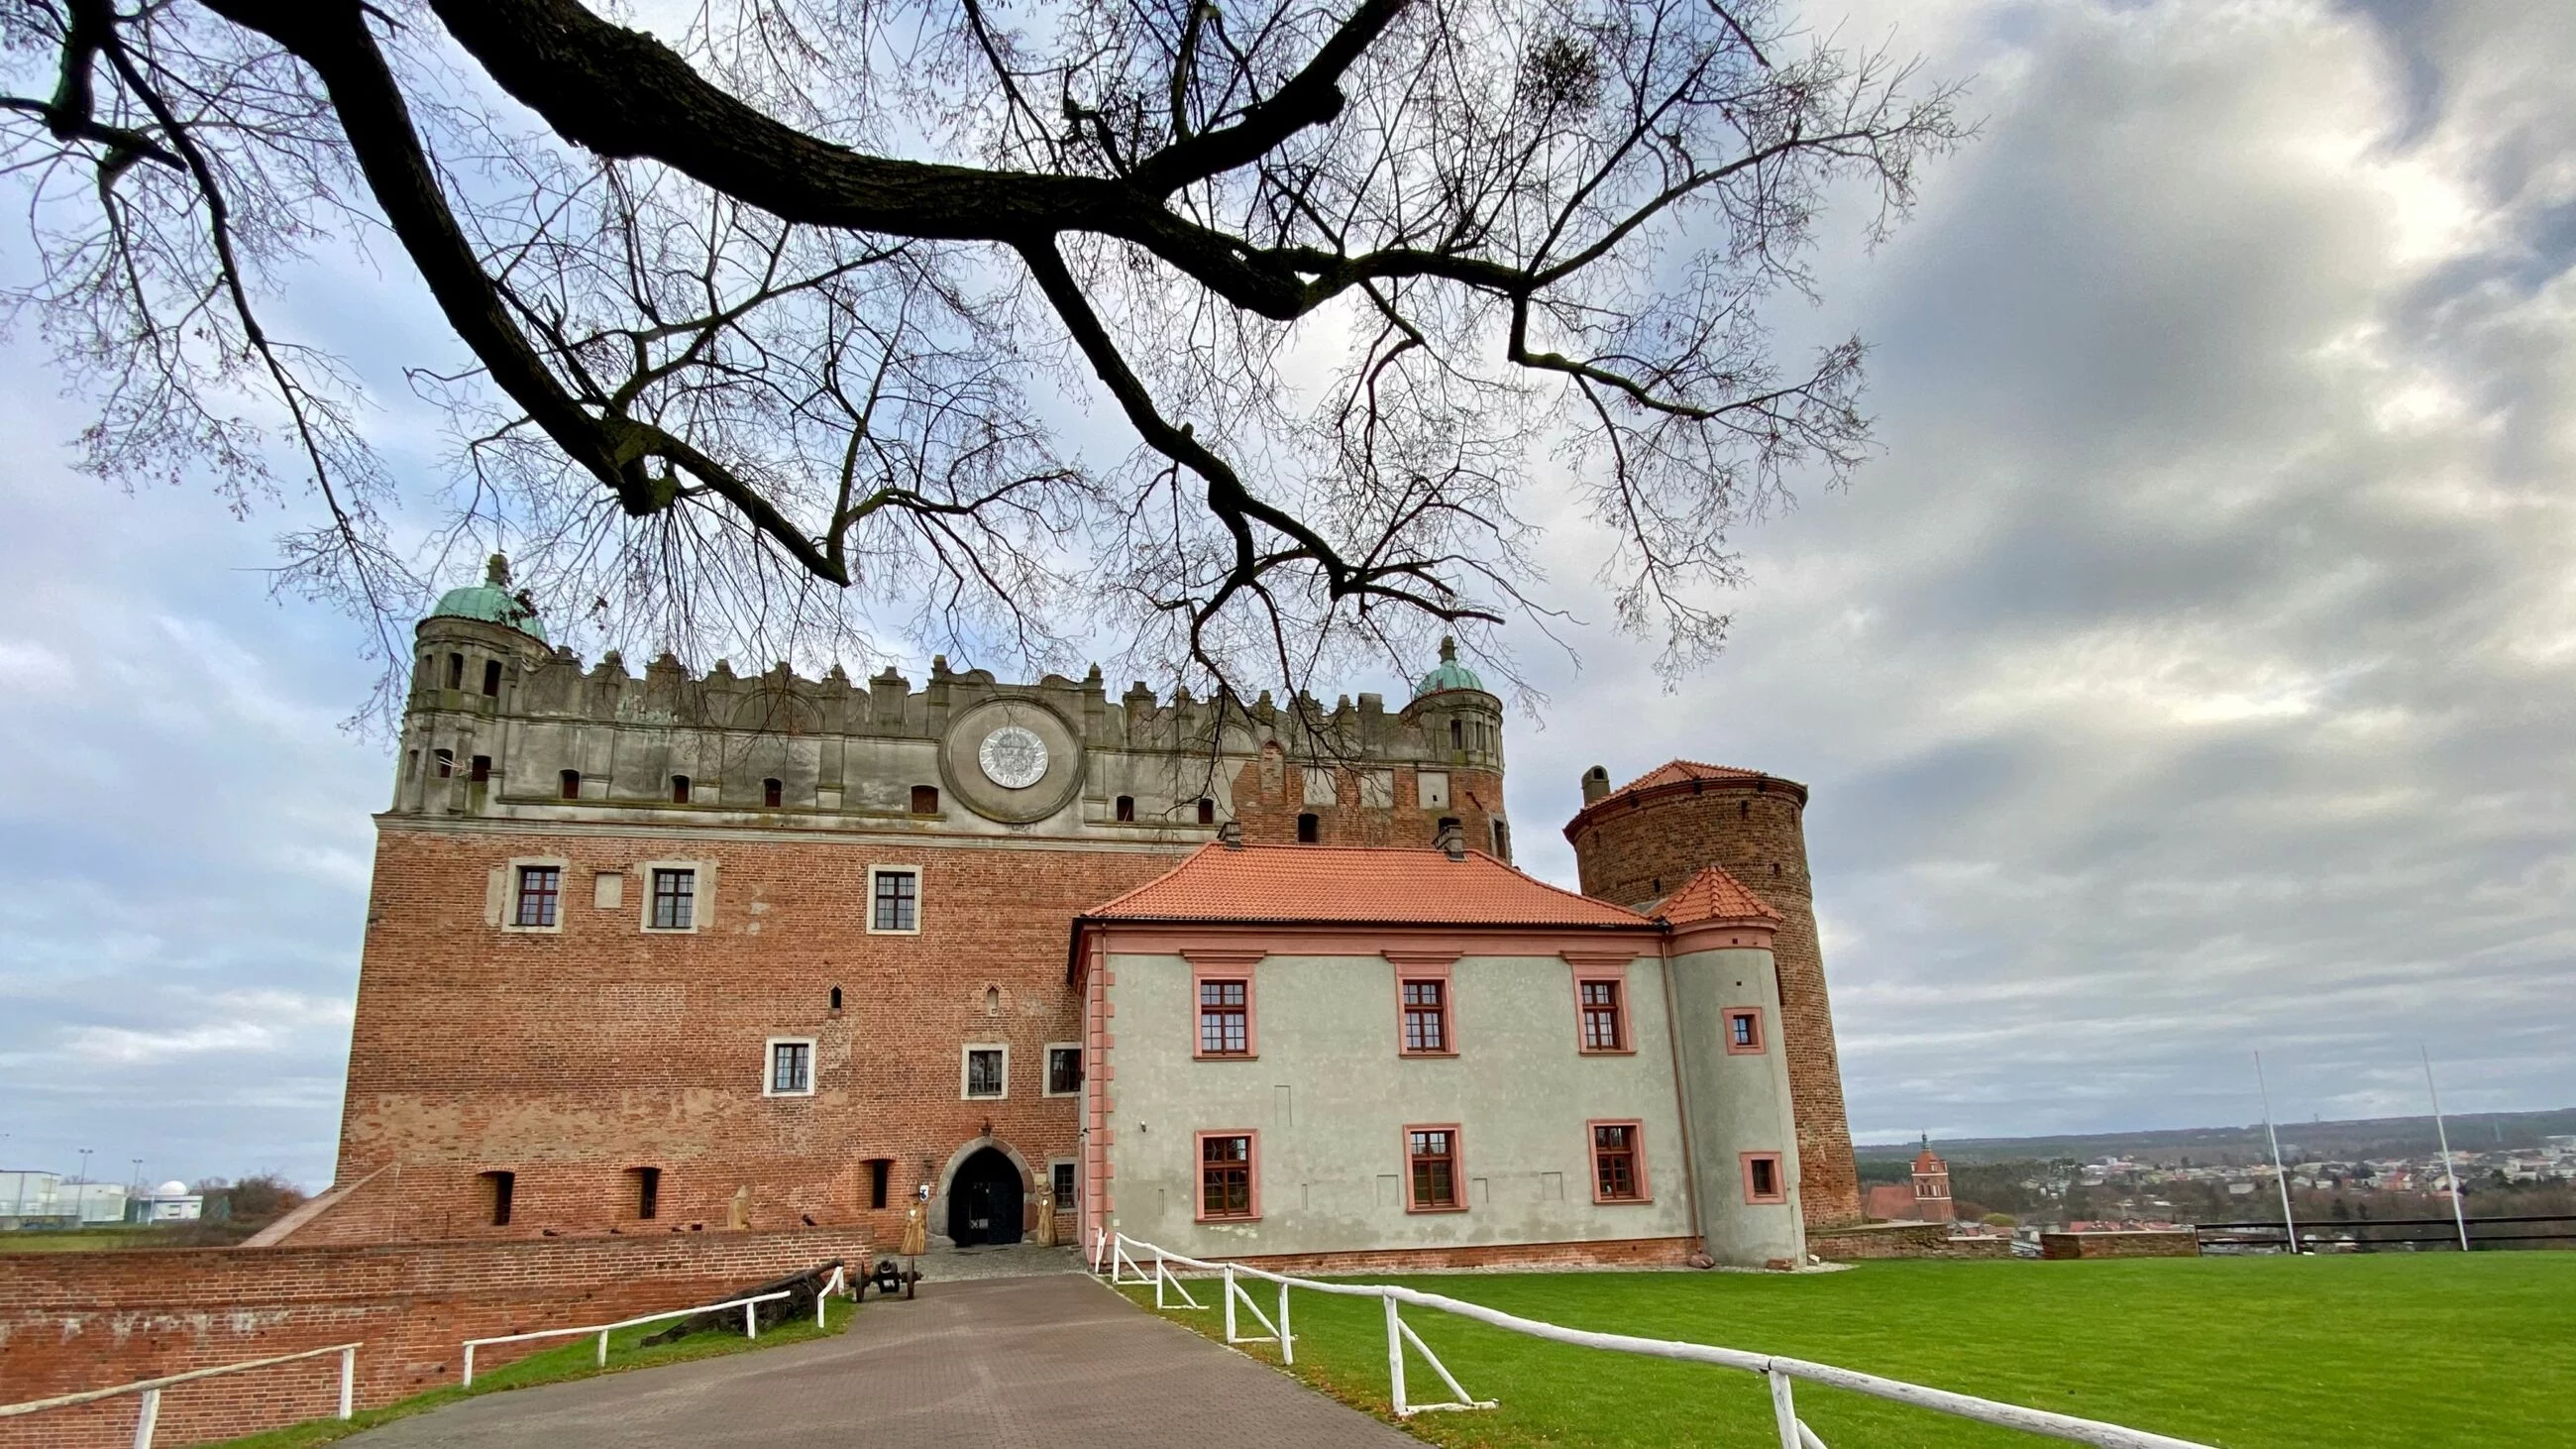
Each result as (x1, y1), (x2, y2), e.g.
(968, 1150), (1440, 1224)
(946, 1146), (1024, 1246)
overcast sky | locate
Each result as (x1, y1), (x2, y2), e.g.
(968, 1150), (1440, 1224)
(3, 0), (2571, 1188)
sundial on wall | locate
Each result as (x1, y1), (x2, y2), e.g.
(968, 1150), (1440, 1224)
(977, 724), (1049, 790)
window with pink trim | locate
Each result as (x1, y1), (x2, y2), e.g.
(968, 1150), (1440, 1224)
(1198, 1131), (1259, 1219)
(1400, 978), (1450, 1054)
(1198, 978), (1250, 1056)
(1575, 973), (1631, 1053)
(1724, 1007), (1765, 1055)
(1590, 1120), (1649, 1203)
(1742, 1151), (1786, 1204)
(1405, 1125), (1463, 1211)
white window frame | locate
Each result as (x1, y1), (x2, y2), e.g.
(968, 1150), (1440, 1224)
(639, 859), (711, 934)
(961, 1043), (1010, 1100)
(763, 1036), (817, 1097)
(496, 856), (571, 935)
(1042, 1042), (1084, 1097)
(867, 864), (922, 936)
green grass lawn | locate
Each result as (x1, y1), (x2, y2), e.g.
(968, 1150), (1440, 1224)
(1122, 1254), (2576, 1448)
(200, 1296), (857, 1448)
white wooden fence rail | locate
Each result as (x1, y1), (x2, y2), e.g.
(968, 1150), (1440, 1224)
(460, 1265), (848, 1387)
(0, 1341), (360, 1449)
(1103, 1232), (2211, 1449)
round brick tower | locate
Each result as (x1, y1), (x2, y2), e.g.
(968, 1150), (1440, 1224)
(1563, 761), (1861, 1228)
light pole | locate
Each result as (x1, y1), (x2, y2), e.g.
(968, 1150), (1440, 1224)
(76, 1149), (93, 1225)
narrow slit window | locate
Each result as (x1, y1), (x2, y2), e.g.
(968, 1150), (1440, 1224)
(872, 869), (918, 932)
(828, 985), (843, 1011)
(559, 769), (582, 800)
(1200, 1134), (1254, 1219)
(1407, 1128), (1459, 1210)
(1197, 797), (1216, 825)
(1295, 813), (1319, 843)
(1593, 1124), (1644, 1202)
(1580, 979), (1626, 1052)
(671, 775), (692, 804)
(480, 1170), (514, 1226)
(628, 1167), (660, 1220)
(1401, 979), (1449, 1054)
(481, 659), (502, 697)
(867, 1159), (892, 1210)
(1115, 795), (1135, 822)
(1449, 718), (1464, 749)
(513, 865), (561, 928)
(651, 868), (696, 930)
(763, 777), (783, 808)
(1198, 979), (1249, 1056)
(911, 785), (939, 815)
(445, 653), (464, 690)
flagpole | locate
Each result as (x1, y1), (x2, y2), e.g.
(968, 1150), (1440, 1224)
(2255, 1052), (2299, 1255)
(2422, 1045), (2471, 1253)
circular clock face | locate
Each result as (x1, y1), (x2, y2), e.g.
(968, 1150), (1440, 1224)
(976, 724), (1050, 790)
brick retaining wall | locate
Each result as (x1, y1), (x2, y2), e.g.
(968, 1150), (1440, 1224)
(1808, 1222), (2012, 1261)
(2039, 1230), (2200, 1260)
(0, 1227), (868, 1448)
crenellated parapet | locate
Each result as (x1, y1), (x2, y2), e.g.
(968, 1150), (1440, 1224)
(398, 594), (1509, 853)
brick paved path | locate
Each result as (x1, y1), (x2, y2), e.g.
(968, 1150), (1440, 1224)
(345, 1272), (1419, 1447)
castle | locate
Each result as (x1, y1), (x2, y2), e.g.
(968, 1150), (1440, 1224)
(275, 558), (1861, 1266)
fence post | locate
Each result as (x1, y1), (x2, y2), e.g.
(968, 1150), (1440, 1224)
(1154, 1251), (1168, 1308)
(596, 1328), (610, 1368)
(1224, 1264), (1238, 1342)
(462, 1344), (477, 1389)
(1767, 1369), (1802, 1449)
(1382, 1294), (1408, 1416)
(131, 1386), (161, 1449)
(744, 1301), (758, 1340)
(338, 1347), (356, 1419)
(1279, 1280), (1294, 1366)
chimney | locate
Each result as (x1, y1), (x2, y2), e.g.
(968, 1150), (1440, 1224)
(1217, 821), (1245, 850)
(1437, 821), (1467, 860)
(1581, 765), (1610, 804)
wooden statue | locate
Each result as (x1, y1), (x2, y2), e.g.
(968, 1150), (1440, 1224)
(899, 1200), (928, 1258)
(727, 1184), (752, 1231)
(1033, 1183), (1056, 1247)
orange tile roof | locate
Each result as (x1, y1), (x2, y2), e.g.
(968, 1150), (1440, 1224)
(1084, 844), (1652, 928)
(1611, 759), (1767, 796)
(1643, 864), (1782, 925)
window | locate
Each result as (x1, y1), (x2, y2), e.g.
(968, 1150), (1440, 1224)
(481, 658), (502, 697)
(870, 867), (919, 933)
(1492, 818), (1512, 860)
(1578, 976), (1629, 1053)
(434, 748), (454, 778)
(1115, 795), (1135, 822)
(1197, 797), (1216, 825)
(1295, 813), (1319, 843)
(559, 769), (582, 800)
(1418, 770), (1449, 808)
(671, 774), (692, 804)
(1045, 1044), (1084, 1096)
(867, 1159), (892, 1210)
(1725, 1008), (1766, 1055)
(445, 653), (464, 690)
(1198, 1132), (1256, 1220)
(513, 865), (561, 928)
(1743, 1152), (1786, 1204)
(650, 868), (696, 931)
(1591, 1122), (1647, 1203)
(911, 784), (940, 815)
(627, 1167), (661, 1220)
(1400, 979), (1449, 1054)
(963, 1045), (1007, 1099)
(763, 777), (783, 808)
(1436, 815), (1460, 842)
(1197, 978), (1250, 1056)
(1051, 1161), (1077, 1213)
(767, 1038), (813, 1095)
(829, 985), (843, 1011)
(480, 1170), (514, 1226)
(1406, 1127), (1461, 1211)
(1449, 718), (1464, 749)
(470, 754), (491, 783)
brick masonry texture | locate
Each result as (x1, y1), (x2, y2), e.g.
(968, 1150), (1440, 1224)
(0, 1228), (867, 1449)
(1807, 1222), (2012, 1261)
(1565, 775), (1863, 1228)
(2038, 1231), (2200, 1260)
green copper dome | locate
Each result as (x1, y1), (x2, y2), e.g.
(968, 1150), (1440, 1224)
(1413, 636), (1483, 697)
(427, 553), (546, 639)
